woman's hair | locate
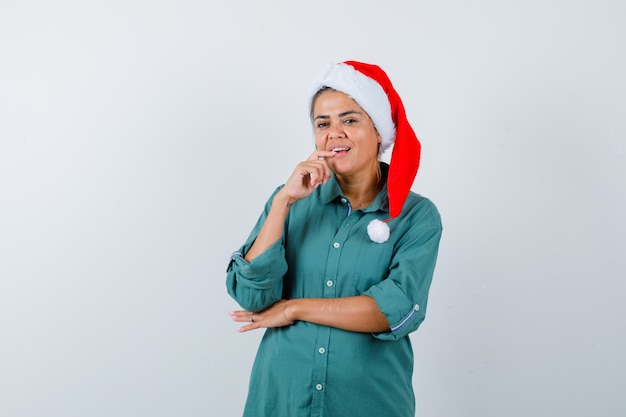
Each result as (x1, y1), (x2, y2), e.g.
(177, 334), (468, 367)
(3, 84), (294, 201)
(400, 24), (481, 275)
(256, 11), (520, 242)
(309, 86), (335, 121)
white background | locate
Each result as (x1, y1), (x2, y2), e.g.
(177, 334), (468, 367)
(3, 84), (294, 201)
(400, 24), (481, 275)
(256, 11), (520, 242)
(1, 1), (625, 416)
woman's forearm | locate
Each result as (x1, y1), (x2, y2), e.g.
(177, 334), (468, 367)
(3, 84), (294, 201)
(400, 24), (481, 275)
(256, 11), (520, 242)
(286, 296), (390, 333)
(244, 191), (293, 262)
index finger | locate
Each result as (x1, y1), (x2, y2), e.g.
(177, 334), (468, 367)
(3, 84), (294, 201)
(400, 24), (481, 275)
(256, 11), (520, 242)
(310, 151), (337, 161)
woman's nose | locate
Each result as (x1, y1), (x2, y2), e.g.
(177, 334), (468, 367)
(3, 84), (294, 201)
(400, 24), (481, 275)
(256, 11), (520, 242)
(327, 123), (345, 139)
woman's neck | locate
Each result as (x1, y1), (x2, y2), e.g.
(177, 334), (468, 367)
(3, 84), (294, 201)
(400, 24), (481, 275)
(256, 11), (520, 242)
(335, 163), (382, 207)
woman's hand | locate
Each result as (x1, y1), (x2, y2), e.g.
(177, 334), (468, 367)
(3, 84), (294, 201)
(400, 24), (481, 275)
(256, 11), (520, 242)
(278, 150), (336, 205)
(230, 299), (294, 333)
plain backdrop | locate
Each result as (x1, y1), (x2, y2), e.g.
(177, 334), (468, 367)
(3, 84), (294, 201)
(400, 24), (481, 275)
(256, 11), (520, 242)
(1, 1), (625, 416)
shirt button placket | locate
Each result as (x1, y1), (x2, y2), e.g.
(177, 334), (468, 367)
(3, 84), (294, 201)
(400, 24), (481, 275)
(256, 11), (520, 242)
(324, 276), (335, 299)
(311, 212), (350, 416)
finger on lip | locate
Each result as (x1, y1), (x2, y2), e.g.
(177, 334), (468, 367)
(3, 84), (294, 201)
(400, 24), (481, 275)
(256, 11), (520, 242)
(319, 151), (337, 159)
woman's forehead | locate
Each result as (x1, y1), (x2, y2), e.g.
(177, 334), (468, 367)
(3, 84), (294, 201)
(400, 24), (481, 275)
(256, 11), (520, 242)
(312, 90), (364, 115)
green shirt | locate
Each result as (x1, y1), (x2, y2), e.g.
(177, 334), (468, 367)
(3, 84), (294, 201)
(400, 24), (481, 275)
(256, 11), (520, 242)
(226, 163), (442, 417)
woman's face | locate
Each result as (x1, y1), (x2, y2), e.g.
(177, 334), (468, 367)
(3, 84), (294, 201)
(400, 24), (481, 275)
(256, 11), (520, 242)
(312, 89), (380, 179)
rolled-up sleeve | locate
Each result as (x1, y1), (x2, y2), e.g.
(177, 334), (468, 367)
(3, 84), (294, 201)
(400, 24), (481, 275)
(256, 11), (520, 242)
(226, 240), (287, 312)
(225, 187), (288, 312)
(363, 201), (442, 341)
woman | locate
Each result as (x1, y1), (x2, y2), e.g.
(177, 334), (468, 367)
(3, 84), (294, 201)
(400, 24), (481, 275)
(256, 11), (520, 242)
(226, 61), (442, 417)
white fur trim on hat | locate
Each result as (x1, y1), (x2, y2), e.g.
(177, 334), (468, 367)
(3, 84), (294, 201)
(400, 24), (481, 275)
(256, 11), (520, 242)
(309, 63), (396, 153)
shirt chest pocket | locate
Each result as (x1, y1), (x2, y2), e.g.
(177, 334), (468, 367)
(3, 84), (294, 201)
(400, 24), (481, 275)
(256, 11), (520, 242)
(348, 238), (395, 293)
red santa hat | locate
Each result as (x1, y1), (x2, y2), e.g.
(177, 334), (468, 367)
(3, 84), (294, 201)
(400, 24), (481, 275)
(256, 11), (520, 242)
(309, 61), (421, 220)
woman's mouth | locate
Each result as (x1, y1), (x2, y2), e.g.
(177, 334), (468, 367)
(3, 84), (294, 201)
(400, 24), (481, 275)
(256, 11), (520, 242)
(330, 147), (351, 156)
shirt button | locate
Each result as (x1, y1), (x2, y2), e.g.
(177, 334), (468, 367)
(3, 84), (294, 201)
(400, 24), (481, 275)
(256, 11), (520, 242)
(326, 280), (333, 287)
(316, 384), (323, 391)
(341, 198), (347, 204)
(333, 242), (340, 249)
(318, 347), (326, 354)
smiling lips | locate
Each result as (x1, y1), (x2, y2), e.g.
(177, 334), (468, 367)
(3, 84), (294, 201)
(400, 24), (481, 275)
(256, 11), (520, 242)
(330, 147), (351, 155)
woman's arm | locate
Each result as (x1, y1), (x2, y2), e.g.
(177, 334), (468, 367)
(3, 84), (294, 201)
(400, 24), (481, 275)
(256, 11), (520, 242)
(243, 191), (292, 262)
(244, 150), (336, 262)
(226, 151), (337, 312)
(230, 295), (390, 333)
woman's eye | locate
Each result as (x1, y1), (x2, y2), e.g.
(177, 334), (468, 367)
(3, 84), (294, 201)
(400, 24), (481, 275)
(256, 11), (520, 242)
(344, 118), (356, 124)
(316, 122), (328, 129)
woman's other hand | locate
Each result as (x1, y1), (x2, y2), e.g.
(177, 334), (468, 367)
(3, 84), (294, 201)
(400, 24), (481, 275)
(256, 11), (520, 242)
(230, 299), (294, 333)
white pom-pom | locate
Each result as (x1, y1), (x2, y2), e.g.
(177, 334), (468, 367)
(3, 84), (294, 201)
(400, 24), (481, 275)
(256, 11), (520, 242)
(367, 219), (390, 243)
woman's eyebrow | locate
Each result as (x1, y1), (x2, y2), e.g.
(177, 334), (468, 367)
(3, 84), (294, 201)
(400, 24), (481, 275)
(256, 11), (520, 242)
(313, 110), (362, 121)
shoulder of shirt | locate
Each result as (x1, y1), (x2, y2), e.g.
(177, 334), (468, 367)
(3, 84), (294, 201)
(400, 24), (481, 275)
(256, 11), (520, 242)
(401, 191), (442, 227)
(404, 190), (435, 207)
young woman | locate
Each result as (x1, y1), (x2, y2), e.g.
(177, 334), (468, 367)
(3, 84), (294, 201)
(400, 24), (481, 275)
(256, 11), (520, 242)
(227, 61), (442, 417)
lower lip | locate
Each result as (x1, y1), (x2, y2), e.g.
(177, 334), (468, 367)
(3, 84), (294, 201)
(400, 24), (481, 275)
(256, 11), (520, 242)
(333, 150), (349, 157)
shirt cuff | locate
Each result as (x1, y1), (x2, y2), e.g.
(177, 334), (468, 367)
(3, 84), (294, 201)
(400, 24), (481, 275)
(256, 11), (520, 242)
(228, 240), (287, 289)
(364, 279), (425, 341)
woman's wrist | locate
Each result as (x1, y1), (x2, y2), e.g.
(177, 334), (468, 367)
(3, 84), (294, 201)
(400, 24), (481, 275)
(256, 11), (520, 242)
(275, 190), (297, 209)
(284, 298), (298, 322)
